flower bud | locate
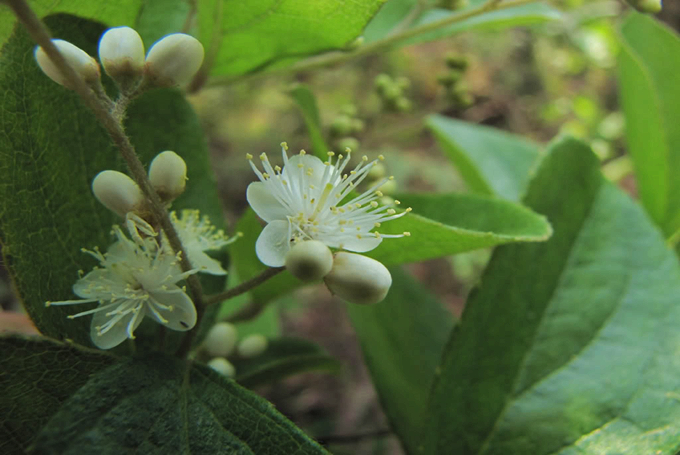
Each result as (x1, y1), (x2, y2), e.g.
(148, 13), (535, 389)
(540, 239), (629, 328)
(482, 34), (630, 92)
(148, 151), (187, 201)
(145, 33), (204, 87)
(625, 0), (662, 13)
(207, 357), (236, 378)
(34, 40), (100, 89)
(237, 334), (268, 358)
(98, 26), (145, 84)
(202, 322), (238, 358)
(368, 162), (386, 180)
(285, 240), (333, 282)
(324, 253), (392, 305)
(92, 170), (144, 217)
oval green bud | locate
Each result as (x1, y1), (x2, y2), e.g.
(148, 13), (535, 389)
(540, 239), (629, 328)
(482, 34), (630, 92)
(92, 170), (144, 217)
(324, 252), (392, 305)
(98, 26), (145, 85)
(35, 40), (100, 89)
(207, 357), (236, 378)
(285, 240), (333, 282)
(237, 334), (268, 358)
(145, 33), (205, 87)
(148, 151), (187, 201)
(202, 322), (238, 358)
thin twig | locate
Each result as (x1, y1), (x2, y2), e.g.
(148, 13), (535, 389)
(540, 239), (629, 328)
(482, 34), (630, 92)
(206, 267), (285, 306)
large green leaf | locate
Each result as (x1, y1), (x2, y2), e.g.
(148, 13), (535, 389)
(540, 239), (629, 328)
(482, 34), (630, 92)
(32, 352), (328, 454)
(0, 1), (142, 52)
(363, 0), (419, 43)
(426, 115), (541, 201)
(199, 0), (384, 78)
(233, 337), (341, 388)
(0, 15), (225, 348)
(348, 267), (455, 455)
(618, 14), (680, 238)
(421, 137), (680, 455)
(134, 0), (193, 47)
(0, 335), (116, 454)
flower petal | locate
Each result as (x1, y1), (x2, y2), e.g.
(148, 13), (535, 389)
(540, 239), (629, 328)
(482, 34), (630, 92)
(247, 181), (290, 222)
(339, 235), (382, 253)
(90, 306), (142, 350)
(285, 154), (328, 188)
(188, 249), (227, 275)
(255, 220), (291, 267)
(73, 269), (110, 298)
(147, 289), (197, 331)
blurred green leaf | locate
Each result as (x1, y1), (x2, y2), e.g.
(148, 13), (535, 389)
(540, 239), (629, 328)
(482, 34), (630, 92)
(0, 15), (225, 348)
(134, 0), (192, 46)
(0, 336), (116, 454)
(422, 137), (680, 455)
(33, 353), (328, 454)
(200, 0), (384, 78)
(427, 115), (541, 201)
(363, 0), (419, 43)
(233, 337), (341, 388)
(369, 192), (552, 265)
(618, 14), (680, 238)
(348, 267), (455, 455)
(289, 84), (329, 160)
(0, 2), (142, 51)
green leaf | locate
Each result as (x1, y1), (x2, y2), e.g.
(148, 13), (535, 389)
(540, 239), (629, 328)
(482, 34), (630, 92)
(202, 0), (385, 78)
(0, 336), (116, 454)
(289, 84), (329, 160)
(363, 0), (419, 43)
(401, 3), (561, 47)
(0, 2), (142, 52)
(368, 192), (552, 266)
(134, 0), (192, 47)
(33, 353), (328, 454)
(618, 14), (680, 237)
(426, 115), (542, 201)
(0, 15), (225, 348)
(348, 267), (455, 455)
(421, 137), (680, 455)
(233, 337), (341, 388)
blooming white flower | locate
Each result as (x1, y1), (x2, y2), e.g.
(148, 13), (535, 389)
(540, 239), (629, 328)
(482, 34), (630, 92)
(170, 209), (242, 275)
(46, 226), (199, 350)
(246, 143), (411, 267)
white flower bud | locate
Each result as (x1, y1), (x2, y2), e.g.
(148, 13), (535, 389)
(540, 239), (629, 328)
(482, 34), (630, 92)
(237, 334), (268, 358)
(92, 170), (144, 217)
(324, 253), (392, 305)
(285, 240), (333, 282)
(98, 26), (145, 83)
(207, 357), (236, 378)
(148, 151), (187, 201)
(202, 322), (238, 358)
(34, 40), (100, 89)
(145, 33), (204, 87)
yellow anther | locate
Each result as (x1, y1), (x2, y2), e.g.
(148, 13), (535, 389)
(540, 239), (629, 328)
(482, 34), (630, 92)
(282, 180), (288, 185)
(281, 141), (289, 150)
(327, 151), (335, 157)
(259, 153), (268, 161)
(357, 226), (361, 231)
(275, 165), (282, 172)
(387, 209), (396, 215)
(300, 149), (307, 156)
(340, 228), (345, 232)
(355, 203), (362, 208)
(362, 155), (368, 162)
(374, 222), (381, 227)
(345, 147), (352, 153)
(370, 201), (379, 208)
(378, 154), (385, 161)
(356, 234), (362, 239)
(406, 207), (413, 212)
(246, 153), (253, 160)
(262, 172), (270, 179)
(394, 200), (401, 205)
(403, 232), (411, 236)
(376, 190), (383, 197)
(389, 176), (395, 180)
(374, 232), (382, 238)
(237, 232), (244, 237)
(298, 163), (304, 168)
(338, 154), (344, 160)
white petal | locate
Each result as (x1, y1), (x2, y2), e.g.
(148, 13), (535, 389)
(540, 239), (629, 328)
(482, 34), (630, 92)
(147, 289), (197, 331)
(90, 306), (142, 350)
(285, 154), (328, 188)
(73, 269), (111, 298)
(339, 235), (382, 253)
(246, 181), (290, 222)
(255, 220), (291, 267)
(188, 249), (227, 275)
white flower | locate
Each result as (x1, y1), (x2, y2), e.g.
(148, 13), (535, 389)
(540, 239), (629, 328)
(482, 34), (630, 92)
(46, 226), (199, 350)
(170, 209), (241, 275)
(246, 143), (411, 267)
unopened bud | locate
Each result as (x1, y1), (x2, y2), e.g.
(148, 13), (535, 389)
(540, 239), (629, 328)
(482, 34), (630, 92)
(92, 170), (144, 217)
(237, 334), (268, 358)
(207, 357), (236, 378)
(285, 240), (333, 282)
(331, 115), (354, 136)
(324, 252), (392, 305)
(202, 322), (238, 358)
(368, 162), (386, 180)
(148, 151), (187, 201)
(34, 40), (100, 89)
(98, 26), (145, 85)
(145, 33), (204, 87)
(379, 179), (397, 195)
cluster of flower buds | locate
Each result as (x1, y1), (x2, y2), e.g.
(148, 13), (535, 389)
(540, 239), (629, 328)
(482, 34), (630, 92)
(329, 104), (365, 152)
(374, 74), (412, 113)
(437, 53), (473, 109)
(624, 0), (662, 13)
(202, 322), (269, 378)
(35, 26), (204, 93)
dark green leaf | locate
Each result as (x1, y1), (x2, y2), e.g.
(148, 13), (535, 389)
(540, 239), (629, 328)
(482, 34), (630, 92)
(348, 267), (454, 455)
(421, 137), (680, 455)
(368, 192), (552, 266)
(289, 84), (329, 160)
(618, 14), (680, 237)
(426, 115), (541, 201)
(0, 15), (225, 348)
(134, 0), (192, 47)
(33, 353), (328, 454)
(201, 0), (385, 78)
(233, 337), (341, 388)
(0, 335), (116, 454)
